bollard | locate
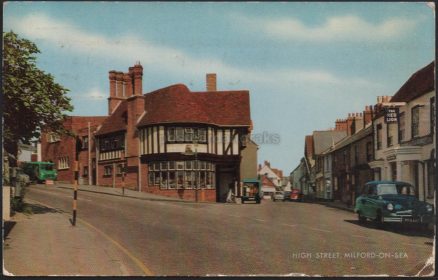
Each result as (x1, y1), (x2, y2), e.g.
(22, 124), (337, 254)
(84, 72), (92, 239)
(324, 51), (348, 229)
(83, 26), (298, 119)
(72, 161), (78, 226)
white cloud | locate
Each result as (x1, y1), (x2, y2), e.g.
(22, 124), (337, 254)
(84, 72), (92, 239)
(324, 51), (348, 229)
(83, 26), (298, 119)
(7, 13), (379, 94)
(75, 87), (106, 100)
(235, 14), (418, 42)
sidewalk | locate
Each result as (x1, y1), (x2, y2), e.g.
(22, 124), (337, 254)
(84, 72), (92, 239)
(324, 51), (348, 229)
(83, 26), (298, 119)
(316, 200), (355, 213)
(54, 182), (204, 203)
(3, 201), (146, 276)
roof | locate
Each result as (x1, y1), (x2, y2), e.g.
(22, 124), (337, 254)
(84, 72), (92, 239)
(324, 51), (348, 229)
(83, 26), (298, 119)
(328, 125), (372, 152)
(137, 84), (251, 127)
(312, 130), (347, 155)
(95, 101), (128, 136)
(390, 61), (435, 102)
(271, 168), (283, 178)
(261, 176), (276, 187)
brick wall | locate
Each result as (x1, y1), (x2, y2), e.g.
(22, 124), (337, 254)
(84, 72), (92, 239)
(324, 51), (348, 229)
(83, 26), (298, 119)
(142, 186), (217, 202)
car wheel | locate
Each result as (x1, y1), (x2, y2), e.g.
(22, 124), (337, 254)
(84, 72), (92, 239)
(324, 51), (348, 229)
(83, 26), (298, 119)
(374, 211), (385, 228)
(358, 212), (366, 223)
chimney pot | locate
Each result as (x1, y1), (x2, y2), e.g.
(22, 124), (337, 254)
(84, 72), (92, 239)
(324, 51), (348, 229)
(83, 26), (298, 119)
(206, 73), (217, 91)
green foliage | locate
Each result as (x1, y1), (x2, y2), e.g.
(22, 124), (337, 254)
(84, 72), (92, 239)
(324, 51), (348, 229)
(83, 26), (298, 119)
(2, 31), (73, 160)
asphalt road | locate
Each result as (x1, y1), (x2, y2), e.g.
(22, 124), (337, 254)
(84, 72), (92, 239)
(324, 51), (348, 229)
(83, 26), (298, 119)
(25, 185), (434, 276)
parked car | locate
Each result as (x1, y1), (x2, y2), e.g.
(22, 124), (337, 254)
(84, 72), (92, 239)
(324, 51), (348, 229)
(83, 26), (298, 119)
(241, 178), (262, 204)
(21, 161), (57, 183)
(354, 181), (434, 227)
(290, 189), (303, 202)
(272, 191), (285, 202)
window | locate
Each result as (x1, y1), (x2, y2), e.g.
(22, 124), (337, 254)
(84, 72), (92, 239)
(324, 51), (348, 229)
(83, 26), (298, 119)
(83, 166), (88, 177)
(387, 123), (397, 147)
(104, 165), (112, 176)
(58, 156), (69, 170)
(185, 128), (193, 141)
(376, 124), (382, 150)
(167, 128), (175, 142)
(176, 128), (184, 142)
(198, 128), (207, 142)
(117, 164), (124, 175)
(82, 136), (89, 150)
(47, 133), (61, 143)
(427, 159), (435, 199)
(412, 106), (420, 138)
(366, 142), (372, 162)
(100, 135), (125, 152)
(398, 112), (405, 143)
(166, 127), (208, 143)
(431, 97), (435, 135)
(147, 161), (216, 189)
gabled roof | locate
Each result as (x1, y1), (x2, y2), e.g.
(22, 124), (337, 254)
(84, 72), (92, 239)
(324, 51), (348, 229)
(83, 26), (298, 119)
(95, 101), (127, 136)
(137, 84), (251, 127)
(391, 61), (435, 102)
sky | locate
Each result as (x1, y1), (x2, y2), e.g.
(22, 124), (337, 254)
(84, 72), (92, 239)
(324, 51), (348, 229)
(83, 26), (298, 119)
(3, 2), (435, 174)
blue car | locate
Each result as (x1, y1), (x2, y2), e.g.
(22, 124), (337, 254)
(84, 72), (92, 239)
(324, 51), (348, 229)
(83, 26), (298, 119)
(354, 181), (434, 227)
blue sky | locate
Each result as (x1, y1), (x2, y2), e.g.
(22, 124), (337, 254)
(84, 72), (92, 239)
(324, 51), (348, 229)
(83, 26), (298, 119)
(4, 2), (435, 173)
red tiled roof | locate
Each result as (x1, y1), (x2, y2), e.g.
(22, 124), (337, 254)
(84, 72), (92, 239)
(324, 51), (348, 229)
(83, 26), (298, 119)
(261, 175), (276, 187)
(271, 168), (283, 178)
(391, 61), (435, 102)
(95, 101), (128, 136)
(137, 84), (251, 127)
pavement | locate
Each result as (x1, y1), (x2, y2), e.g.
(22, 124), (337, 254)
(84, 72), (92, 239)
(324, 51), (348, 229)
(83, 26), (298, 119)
(3, 199), (146, 276)
(53, 182), (207, 203)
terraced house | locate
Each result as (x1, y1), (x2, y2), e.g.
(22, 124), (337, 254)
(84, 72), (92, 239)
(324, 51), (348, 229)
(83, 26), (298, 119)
(42, 63), (257, 202)
(369, 61), (435, 204)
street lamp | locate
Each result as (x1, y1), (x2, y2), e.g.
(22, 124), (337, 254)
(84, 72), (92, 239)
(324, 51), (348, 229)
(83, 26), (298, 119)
(182, 136), (199, 202)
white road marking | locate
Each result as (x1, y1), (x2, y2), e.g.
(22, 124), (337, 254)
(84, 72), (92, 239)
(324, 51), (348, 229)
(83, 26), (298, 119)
(352, 234), (368, 238)
(305, 226), (332, 233)
(281, 224), (298, 227)
(229, 214), (241, 218)
(254, 218), (266, 222)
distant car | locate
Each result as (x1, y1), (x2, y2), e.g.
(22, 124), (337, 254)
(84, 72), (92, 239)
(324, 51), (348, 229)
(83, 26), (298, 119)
(290, 189), (303, 202)
(272, 191), (285, 202)
(354, 181), (434, 227)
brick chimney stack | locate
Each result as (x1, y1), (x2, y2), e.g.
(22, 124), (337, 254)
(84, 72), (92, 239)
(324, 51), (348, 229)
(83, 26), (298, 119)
(363, 105), (373, 126)
(206, 73), (217, 91)
(132, 63), (143, 96)
(116, 72), (124, 97)
(264, 160), (270, 168)
(335, 119), (347, 131)
(124, 73), (133, 97)
(108, 70), (125, 115)
(109, 71), (116, 97)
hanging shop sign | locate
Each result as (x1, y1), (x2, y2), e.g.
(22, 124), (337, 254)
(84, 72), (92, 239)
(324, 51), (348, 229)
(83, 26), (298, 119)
(385, 107), (399, 123)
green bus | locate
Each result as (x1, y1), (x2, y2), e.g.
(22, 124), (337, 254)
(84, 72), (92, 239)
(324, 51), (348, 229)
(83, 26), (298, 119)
(21, 161), (58, 183)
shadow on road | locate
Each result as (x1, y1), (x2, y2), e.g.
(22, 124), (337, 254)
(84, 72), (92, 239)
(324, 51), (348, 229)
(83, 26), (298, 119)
(27, 203), (62, 215)
(344, 219), (435, 238)
(3, 221), (16, 239)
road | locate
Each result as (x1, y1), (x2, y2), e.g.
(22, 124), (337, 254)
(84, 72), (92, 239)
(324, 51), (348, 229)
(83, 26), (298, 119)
(25, 185), (434, 276)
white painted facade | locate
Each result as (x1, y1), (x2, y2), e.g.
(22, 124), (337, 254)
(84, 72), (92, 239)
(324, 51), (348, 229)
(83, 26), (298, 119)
(369, 90), (435, 204)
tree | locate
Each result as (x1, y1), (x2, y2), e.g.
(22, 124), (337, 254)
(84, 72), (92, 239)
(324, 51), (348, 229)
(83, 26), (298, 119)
(2, 31), (73, 165)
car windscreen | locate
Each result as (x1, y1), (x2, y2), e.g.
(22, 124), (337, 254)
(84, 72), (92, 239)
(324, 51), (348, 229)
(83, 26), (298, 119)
(377, 184), (398, 195)
(42, 164), (54, 171)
